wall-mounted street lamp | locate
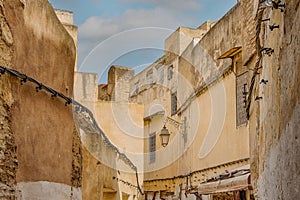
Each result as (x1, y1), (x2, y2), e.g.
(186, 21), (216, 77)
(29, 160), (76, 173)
(160, 125), (170, 147)
(159, 116), (187, 147)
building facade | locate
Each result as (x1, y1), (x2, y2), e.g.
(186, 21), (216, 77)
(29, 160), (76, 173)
(126, 3), (252, 199)
(98, 1), (300, 199)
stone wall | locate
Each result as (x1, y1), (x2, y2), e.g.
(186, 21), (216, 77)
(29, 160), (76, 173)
(72, 126), (82, 189)
(0, 74), (17, 199)
(0, 2), (17, 198)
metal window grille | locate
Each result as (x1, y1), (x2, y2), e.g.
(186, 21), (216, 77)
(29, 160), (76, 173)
(146, 70), (153, 85)
(171, 92), (177, 115)
(149, 133), (156, 163)
(157, 66), (164, 84)
(167, 65), (173, 80)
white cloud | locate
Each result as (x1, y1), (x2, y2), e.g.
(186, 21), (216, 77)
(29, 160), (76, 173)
(78, 7), (187, 41)
(79, 17), (120, 39)
(78, 6), (200, 68)
(78, 27), (174, 82)
(122, 0), (202, 10)
(77, 2), (203, 78)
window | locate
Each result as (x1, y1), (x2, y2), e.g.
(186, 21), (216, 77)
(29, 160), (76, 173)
(167, 65), (173, 80)
(149, 133), (156, 163)
(236, 74), (248, 126)
(171, 92), (177, 115)
(239, 190), (246, 200)
(146, 70), (153, 85)
(235, 53), (248, 127)
(157, 66), (164, 84)
(134, 80), (139, 94)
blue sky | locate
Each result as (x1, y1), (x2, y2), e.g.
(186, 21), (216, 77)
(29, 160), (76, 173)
(48, 0), (237, 83)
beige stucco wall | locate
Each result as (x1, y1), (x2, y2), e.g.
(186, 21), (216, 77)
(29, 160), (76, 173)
(79, 101), (144, 199)
(81, 142), (119, 200)
(143, 73), (249, 189)
(74, 72), (144, 199)
(93, 101), (144, 172)
(136, 3), (251, 198)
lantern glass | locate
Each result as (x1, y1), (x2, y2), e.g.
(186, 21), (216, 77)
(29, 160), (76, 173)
(160, 125), (170, 147)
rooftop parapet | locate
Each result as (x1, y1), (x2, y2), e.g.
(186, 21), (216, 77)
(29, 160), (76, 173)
(54, 9), (74, 25)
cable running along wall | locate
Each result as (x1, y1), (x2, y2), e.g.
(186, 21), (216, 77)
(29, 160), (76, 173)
(0, 65), (144, 195)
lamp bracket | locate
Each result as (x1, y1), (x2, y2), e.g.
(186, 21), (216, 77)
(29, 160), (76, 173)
(164, 116), (187, 137)
(161, 116), (187, 146)
(164, 116), (182, 129)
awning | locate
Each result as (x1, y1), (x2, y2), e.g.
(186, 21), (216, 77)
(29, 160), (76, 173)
(218, 47), (242, 59)
(198, 173), (251, 195)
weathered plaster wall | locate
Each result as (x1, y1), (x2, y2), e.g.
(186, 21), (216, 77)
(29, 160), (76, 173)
(249, 0), (300, 199)
(165, 26), (208, 56)
(177, 3), (242, 108)
(198, 3), (242, 65)
(99, 66), (134, 102)
(55, 9), (78, 71)
(0, 0), (80, 199)
(108, 66), (134, 102)
(82, 145), (118, 200)
(240, 0), (256, 65)
(16, 181), (81, 200)
(54, 9), (74, 25)
(74, 72), (98, 103)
